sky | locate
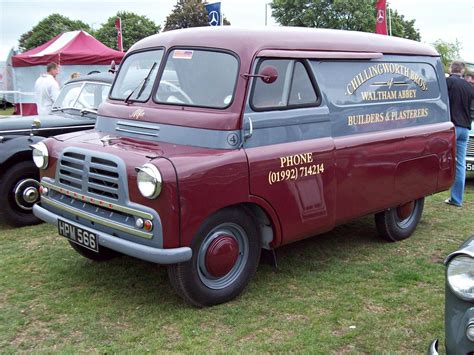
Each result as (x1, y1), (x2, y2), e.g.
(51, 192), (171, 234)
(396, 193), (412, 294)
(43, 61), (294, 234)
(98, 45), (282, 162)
(0, 0), (473, 62)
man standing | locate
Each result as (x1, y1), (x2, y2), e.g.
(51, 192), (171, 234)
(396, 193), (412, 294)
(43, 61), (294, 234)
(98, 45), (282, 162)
(34, 62), (60, 115)
(445, 61), (474, 207)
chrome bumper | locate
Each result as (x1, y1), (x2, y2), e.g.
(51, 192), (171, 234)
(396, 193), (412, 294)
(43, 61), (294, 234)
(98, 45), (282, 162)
(427, 339), (439, 355)
(33, 204), (192, 264)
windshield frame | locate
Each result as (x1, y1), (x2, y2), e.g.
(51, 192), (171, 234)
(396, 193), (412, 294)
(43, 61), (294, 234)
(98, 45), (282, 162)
(109, 46), (165, 103)
(152, 46), (240, 110)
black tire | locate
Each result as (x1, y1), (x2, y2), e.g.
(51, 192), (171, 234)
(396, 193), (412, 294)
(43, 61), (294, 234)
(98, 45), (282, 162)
(375, 197), (425, 242)
(68, 241), (121, 262)
(0, 161), (41, 227)
(168, 207), (261, 307)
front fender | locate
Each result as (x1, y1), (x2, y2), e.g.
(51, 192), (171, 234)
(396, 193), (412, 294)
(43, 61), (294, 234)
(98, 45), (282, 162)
(0, 135), (45, 165)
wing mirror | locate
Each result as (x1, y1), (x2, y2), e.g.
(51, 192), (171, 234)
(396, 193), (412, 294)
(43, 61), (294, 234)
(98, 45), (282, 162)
(241, 65), (278, 84)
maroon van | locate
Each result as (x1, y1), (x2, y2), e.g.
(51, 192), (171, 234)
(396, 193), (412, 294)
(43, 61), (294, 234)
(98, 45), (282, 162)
(32, 27), (455, 307)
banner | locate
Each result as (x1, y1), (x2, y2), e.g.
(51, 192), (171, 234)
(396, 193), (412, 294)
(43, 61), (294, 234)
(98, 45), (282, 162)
(115, 17), (123, 52)
(375, 0), (387, 35)
(205, 2), (221, 26)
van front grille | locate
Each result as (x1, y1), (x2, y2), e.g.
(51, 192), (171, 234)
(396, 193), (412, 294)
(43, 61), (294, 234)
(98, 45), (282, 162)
(58, 151), (120, 200)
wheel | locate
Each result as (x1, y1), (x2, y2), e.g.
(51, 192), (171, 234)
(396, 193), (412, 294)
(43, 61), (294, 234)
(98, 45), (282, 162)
(0, 161), (41, 227)
(374, 198), (425, 242)
(68, 241), (120, 261)
(168, 207), (261, 307)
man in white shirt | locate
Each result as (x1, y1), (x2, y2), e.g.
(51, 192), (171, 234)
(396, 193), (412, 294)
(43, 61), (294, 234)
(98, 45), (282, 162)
(34, 62), (60, 115)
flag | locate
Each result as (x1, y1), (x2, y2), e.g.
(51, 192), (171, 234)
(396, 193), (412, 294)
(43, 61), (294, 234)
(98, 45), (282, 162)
(115, 17), (123, 52)
(205, 2), (221, 26)
(375, 0), (387, 35)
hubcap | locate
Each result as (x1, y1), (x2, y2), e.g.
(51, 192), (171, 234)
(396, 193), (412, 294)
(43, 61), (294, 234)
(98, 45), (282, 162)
(14, 179), (40, 210)
(395, 200), (416, 228)
(396, 201), (415, 220)
(197, 223), (249, 290)
(205, 235), (239, 278)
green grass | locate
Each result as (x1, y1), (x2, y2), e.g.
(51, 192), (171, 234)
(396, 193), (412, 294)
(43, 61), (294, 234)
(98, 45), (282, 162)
(1, 179), (473, 352)
(0, 107), (14, 116)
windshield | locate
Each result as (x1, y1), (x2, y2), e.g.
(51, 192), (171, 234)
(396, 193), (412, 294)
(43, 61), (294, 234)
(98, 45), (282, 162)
(155, 49), (239, 109)
(110, 49), (164, 101)
(53, 82), (111, 111)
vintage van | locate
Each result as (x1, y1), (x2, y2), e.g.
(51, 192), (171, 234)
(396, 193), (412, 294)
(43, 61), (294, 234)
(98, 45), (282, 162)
(32, 27), (455, 307)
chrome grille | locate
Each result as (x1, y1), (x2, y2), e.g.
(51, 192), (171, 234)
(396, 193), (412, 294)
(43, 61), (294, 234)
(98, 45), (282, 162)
(59, 152), (85, 190)
(467, 136), (474, 157)
(58, 152), (120, 200)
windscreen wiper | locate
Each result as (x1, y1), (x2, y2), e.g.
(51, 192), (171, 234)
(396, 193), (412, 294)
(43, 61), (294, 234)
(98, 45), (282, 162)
(124, 62), (157, 104)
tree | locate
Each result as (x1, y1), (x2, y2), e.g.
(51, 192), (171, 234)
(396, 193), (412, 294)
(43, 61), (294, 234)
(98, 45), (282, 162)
(432, 39), (462, 72)
(163, 0), (230, 32)
(389, 9), (420, 41)
(18, 14), (92, 52)
(95, 12), (160, 52)
(270, 0), (421, 41)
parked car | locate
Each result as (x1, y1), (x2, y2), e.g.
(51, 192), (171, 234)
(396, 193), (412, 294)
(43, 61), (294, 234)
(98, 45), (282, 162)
(466, 99), (474, 172)
(429, 236), (474, 354)
(0, 73), (113, 227)
(467, 127), (474, 172)
(32, 27), (455, 307)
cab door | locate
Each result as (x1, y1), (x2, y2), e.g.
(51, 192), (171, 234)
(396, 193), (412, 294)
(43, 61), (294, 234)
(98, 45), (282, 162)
(243, 58), (336, 245)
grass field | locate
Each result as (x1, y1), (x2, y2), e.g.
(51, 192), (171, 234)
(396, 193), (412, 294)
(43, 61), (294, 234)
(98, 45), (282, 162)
(0, 107), (15, 116)
(1, 180), (473, 353)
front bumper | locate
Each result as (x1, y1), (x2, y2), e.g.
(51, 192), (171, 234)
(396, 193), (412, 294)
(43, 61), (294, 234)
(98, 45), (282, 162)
(33, 204), (192, 264)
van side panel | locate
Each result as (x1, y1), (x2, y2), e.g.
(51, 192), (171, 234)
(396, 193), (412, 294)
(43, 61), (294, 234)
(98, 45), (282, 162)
(310, 56), (454, 223)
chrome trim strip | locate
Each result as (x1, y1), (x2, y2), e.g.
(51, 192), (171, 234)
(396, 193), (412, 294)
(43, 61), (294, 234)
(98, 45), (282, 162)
(116, 127), (159, 137)
(41, 181), (153, 220)
(0, 125), (95, 135)
(41, 196), (153, 239)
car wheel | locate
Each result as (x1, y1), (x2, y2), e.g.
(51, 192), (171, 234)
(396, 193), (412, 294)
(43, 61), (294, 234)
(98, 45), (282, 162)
(0, 161), (41, 227)
(68, 241), (121, 261)
(375, 197), (425, 242)
(168, 207), (261, 307)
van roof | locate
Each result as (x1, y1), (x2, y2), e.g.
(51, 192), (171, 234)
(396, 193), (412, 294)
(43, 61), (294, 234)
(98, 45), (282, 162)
(130, 27), (438, 57)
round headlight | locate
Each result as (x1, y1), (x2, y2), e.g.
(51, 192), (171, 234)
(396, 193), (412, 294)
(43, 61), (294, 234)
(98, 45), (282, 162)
(447, 255), (474, 301)
(31, 142), (49, 169)
(136, 163), (162, 199)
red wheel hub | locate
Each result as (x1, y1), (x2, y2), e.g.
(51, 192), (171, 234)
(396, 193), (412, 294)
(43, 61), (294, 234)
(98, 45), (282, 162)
(397, 201), (415, 220)
(205, 235), (239, 278)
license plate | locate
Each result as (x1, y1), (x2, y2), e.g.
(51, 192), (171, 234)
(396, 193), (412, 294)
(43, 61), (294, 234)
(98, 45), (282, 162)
(58, 219), (98, 252)
(467, 162), (474, 172)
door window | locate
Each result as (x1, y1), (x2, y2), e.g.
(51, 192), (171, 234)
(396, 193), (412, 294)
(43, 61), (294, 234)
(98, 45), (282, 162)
(251, 59), (318, 111)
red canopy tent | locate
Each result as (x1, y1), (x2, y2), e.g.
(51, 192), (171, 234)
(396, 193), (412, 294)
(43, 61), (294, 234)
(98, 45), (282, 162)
(11, 31), (124, 115)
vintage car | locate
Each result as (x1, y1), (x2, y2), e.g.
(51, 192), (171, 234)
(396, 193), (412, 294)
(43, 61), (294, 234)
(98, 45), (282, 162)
(429, 236), (474, 354)
(32, 27), (455, 307)
(467, 127), (474, 172)
(0, 73), (113, 226)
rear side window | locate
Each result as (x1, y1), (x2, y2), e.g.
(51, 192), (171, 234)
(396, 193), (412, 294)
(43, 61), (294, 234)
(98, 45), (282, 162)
(251, 59), (318, 111)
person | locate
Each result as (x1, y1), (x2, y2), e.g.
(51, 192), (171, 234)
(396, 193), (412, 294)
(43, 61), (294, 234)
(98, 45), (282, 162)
(445, 61), (474, 207)
(34, 62), (60, 115)
(70, 72), (80, 80)
(465, 72), (474, 85)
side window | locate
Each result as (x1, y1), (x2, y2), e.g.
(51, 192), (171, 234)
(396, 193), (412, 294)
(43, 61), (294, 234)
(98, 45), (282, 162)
(251, 59), (318, 111)
(252, 59), (292, 109)
(289, 62), (317, 105)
